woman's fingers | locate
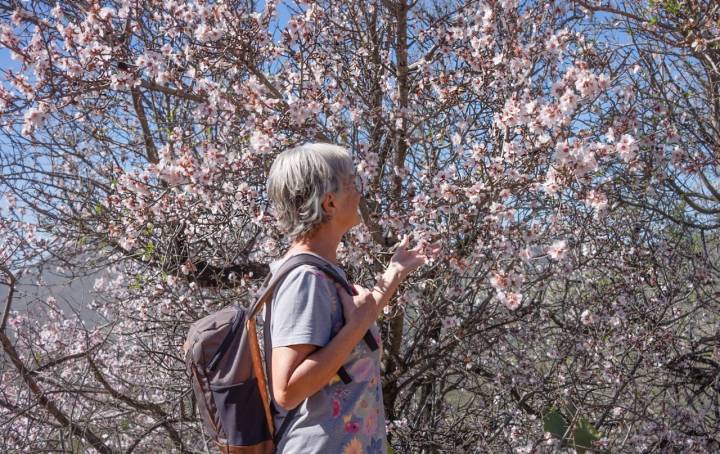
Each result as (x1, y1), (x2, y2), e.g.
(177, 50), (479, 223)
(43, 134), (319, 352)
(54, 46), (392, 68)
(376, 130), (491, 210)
(349, 283), (359, 296)
(389, 235), (441, 274)
(409, 240), (441, 256)
(427, 241), (442, 256)
(398, 234), (410, 250)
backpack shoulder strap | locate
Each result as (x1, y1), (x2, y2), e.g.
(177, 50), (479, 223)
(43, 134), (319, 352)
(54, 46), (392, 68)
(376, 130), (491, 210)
(249, 253), (331, 318)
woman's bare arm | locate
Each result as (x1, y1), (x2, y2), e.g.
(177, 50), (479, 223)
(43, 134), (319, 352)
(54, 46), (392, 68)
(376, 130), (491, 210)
(271, 236), (440, 410)
(271, 280), (384, 410)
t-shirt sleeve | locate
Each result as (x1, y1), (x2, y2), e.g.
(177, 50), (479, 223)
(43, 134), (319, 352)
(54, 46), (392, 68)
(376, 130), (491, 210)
(270, 265), (334, 348)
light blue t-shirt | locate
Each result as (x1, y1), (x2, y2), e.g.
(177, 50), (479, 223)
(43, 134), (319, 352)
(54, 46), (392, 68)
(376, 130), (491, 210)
(266, 253), (387, 454)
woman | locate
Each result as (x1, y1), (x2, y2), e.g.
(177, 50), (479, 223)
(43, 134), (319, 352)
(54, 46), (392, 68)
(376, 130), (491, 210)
(265, 143), (439, 453)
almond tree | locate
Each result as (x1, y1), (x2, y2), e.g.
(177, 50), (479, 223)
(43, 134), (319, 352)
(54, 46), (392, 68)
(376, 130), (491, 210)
(1, 0), (716, 452)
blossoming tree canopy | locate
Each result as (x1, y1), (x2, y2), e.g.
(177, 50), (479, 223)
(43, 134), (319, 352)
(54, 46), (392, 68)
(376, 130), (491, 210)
(0, 0), (717, 452)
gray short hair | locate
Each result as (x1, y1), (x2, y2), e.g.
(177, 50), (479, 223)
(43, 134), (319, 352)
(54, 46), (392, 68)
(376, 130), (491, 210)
(267, 143), (354, 241)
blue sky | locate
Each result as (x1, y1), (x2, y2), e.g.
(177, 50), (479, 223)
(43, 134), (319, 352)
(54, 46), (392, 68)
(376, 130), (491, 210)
(1, 42), (21, 213)
(0, 47), (17, 215)
(0, 1), (294, 216)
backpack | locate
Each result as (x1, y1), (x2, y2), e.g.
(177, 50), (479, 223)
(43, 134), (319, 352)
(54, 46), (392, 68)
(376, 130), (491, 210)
(183, 253), (379, 453)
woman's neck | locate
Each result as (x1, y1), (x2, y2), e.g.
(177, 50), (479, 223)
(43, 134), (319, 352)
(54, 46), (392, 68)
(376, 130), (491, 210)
(287, 230), (341, 265)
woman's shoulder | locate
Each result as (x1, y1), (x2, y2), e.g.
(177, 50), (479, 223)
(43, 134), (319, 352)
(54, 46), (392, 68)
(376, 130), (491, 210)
(270, 261), (338, 301)
(270, 260), (326, 281)
(269, 253), (347, 283)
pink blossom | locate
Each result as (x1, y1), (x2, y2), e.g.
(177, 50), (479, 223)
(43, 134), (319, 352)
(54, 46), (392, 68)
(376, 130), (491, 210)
(249, 131), (273, 154)
(559, 89), (578, 114)
(670, 146), (686, 165)
(490, 271), (508, 291)
(553, 141), (572, 165)
(180, 260), (197, 275)
(546, 34), (562, 54)
(110, 70), (137, 90)
(583, 190), (608, 213)
(98, 7), (114, 20)
(525, 100), (538, 114)
(542, 168), (561, 196)
(499, 291), (522, 310)
(539, 104), (562, 128)
(0, 24), (18, 48)
(442, 316), (459, 329)
(580, 309), (596, 325)
(118, 235), (138, 251)
(22, 105), (49, 136)
(451, 132), (462, 146)
(546, 240), (567, 260)
(518, 247), (534, 263)
(195, 23), (224, 43)
(616, 134), (638, 162)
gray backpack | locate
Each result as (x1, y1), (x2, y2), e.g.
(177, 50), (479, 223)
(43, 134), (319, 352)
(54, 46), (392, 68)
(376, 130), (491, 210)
(183, 253), (378, 453)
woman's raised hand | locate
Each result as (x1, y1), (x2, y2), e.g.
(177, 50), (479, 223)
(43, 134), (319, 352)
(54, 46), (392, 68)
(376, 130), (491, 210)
(336, 234), (441, 327)
(388, 234), (442, 277)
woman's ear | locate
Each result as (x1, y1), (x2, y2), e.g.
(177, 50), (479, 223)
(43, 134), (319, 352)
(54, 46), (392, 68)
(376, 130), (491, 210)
(322, 192), (335, 216)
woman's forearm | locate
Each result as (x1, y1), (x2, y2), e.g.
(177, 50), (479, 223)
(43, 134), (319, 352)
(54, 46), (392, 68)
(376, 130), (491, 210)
(371, 264), (406, 310)
(279, 316), (372, 410)
(279, 266), (404, 410)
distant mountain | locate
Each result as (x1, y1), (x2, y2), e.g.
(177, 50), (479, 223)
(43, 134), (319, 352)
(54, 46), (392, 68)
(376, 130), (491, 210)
(0, 260), (104, 324)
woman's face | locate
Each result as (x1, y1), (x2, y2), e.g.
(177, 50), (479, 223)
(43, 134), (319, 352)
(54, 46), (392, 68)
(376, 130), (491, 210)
(332, 172), (363, 231)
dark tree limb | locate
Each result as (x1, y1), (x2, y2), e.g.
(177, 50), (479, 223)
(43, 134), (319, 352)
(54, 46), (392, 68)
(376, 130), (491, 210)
(0, 269), (116, 454)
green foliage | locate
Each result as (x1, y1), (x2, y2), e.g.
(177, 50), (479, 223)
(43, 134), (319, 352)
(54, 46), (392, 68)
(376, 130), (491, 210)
(663, 0), (681, 15)
(543, 405), (601, 454)
(129, 274), (143, 290)
(142, 241), (156, 261)
(575, 417), (601, 453)
(543, 407), (569, 439)
(648, 0), (682, 15)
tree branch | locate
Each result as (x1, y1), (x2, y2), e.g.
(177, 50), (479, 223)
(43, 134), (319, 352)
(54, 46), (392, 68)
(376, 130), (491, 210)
(0, 278), (115, 454)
